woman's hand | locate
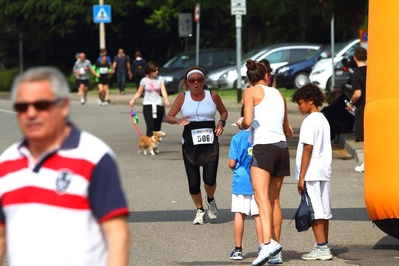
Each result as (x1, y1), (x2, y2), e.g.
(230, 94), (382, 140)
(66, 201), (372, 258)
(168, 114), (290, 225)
(129, 99), (134, 107)
(177, 116), (190, 126)
(214, 122), (224, 136)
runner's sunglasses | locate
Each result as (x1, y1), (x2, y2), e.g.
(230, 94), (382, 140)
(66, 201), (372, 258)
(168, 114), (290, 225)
(187, 78), (204, 84)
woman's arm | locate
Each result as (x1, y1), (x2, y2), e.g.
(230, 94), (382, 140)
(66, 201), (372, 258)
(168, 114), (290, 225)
(160, 82), (170, 107)
(129, 84), (145, 107)
(166, 93), (190, 125)
(242, 88), (254, 129)
(211, 92), (228, 136)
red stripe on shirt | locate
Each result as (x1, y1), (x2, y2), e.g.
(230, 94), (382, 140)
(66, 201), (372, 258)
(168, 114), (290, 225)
(0, 158), (28, 178)
(42, 154), (95, 181)
(2, 187), (90, 210)
(99, 207), (130, 224)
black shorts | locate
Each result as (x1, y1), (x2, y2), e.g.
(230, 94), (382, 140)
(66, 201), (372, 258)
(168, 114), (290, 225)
(76, 79), (89, 87)
(251, 142), (290, 177)
(97, 79), (109, 86)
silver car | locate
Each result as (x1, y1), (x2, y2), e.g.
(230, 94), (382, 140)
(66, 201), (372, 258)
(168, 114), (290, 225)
(205, 43), (321, 90)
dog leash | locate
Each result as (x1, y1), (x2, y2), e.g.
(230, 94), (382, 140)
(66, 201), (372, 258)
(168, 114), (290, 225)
(130, 108), (144, 136)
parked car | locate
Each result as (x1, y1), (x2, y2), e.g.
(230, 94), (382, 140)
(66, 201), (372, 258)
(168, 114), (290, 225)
(309, 39), (361, 91)
(274, 44), (341, 89)
(205, 43), (321, 90)
(159, 49), (237, 94)
(205, 47), (271, 90)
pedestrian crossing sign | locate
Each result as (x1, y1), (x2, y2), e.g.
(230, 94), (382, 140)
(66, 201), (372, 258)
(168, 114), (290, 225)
(93, 5), (111, 23)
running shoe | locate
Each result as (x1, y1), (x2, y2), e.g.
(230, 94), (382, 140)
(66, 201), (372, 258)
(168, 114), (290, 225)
(268, 251), (283, 264)
(229, 248), (243, 260)
(205, 196), (218, 219)
(301, 245), (332, 261)
(252, 240), (282, 266)
(193, 209), (205, 225)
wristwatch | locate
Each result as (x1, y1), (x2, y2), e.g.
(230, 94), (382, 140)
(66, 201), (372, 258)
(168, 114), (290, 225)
(218, 119), (226, 127)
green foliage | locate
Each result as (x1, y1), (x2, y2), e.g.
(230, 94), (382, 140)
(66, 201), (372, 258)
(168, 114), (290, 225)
(0, 68), (19, 91)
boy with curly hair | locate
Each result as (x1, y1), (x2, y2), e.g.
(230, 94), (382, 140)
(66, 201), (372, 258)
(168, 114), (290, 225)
(292, 84), (333, 261)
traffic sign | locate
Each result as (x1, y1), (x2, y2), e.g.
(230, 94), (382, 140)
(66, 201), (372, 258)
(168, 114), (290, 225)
(361, 30), (368, 42)
(178, 13), (192, 37)
(93, 5), (111, 23)
(231, 0), (246, 15)
(194, 3), (200, 23)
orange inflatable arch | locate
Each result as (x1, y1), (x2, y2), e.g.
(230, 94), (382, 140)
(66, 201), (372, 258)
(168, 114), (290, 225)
(365, 0), (399, 239)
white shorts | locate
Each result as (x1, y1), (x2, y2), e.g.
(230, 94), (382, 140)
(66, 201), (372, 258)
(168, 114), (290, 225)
(231, 194), (259, 216)
(306, 181), (332, 220)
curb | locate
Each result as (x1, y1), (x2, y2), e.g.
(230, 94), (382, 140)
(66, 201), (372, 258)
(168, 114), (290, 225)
(339, 133), (364, 164)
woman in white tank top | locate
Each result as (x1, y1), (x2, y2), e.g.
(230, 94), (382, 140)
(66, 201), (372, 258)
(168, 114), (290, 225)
(166, 67), (228, 226)
(241, 60), (293, 266)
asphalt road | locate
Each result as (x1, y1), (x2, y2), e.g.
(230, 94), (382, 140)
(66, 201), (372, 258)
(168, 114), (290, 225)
(0, 96), (398, 266)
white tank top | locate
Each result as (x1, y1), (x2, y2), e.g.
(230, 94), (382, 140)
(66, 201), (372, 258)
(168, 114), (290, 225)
(181, 90), (216, 122)
(252, 85), (286, 145)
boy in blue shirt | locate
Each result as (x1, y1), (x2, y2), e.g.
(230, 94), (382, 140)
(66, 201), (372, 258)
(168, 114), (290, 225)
(228, 107), (262, 260)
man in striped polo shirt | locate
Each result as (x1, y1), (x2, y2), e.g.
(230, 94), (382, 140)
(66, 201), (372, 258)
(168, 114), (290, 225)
(0, 67), (130, 266)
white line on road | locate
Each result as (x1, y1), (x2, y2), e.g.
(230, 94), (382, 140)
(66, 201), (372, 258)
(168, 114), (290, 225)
(0, 108), (16, 114)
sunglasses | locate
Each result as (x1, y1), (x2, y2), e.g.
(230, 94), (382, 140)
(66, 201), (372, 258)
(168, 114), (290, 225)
(187, 78), (204, 84)
(14, 98), (62, 113)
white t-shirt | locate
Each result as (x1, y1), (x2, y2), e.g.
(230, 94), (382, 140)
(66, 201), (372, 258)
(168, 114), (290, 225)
(295, 112), (332, 181)
(140, 76), (164, 106)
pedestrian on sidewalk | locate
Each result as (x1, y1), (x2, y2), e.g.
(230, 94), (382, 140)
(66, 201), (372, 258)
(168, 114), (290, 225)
(292, 83), (333, 261)
(241, 59), (293, 266)
(73, 52), (98, 104)
(228, 106), (262, 261)
(347, 47), (367, 142)
(165, 66), (228, 225)
(131, 51), (147, 92)
(92, 55), (112, 106)
(112, 48), (132, 95)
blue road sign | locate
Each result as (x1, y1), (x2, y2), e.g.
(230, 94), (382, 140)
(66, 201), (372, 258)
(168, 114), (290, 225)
(93, 5), (111, 23)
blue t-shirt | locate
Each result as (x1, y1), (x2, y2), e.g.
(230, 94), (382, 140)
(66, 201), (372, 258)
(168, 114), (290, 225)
(228, 130), (253, 195)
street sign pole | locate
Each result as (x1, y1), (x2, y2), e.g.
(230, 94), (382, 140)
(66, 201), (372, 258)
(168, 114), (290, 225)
(99, 0), (106, 49)
(231, 0), (246, 103)
(194, 3), (200, 66)
(330, 15), (335, 90)
(236, 15), (242, 103)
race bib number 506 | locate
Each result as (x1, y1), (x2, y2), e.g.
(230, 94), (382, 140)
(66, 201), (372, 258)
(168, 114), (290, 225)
(191, 128), (214, 145)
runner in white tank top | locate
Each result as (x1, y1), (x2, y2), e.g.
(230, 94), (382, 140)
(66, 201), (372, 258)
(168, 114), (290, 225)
(165, 67), (228, 226)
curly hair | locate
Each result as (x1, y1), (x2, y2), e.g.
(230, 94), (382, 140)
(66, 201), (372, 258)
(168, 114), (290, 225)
(292, 83), (325, 107)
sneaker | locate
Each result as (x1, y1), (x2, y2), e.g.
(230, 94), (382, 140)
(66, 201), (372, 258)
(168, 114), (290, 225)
(97, 98), (102, 105)
(355, 162), (364, 173)
(101, 101), (109, 106)
(229, 248), (243, 260)
(205, 196), (218, 219)
(268, 252), (283, 264)
(252, 240), (282, 266)
(193, 209), (205, 225)
(80, 98), (85, 105)
(301, 245), (332, 261)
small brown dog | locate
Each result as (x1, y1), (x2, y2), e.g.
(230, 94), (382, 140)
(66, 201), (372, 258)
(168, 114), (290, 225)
(138, 131), (165, 155)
